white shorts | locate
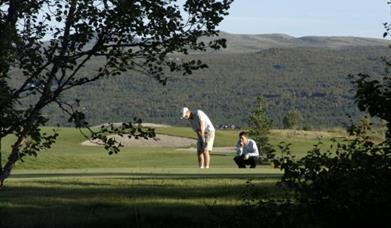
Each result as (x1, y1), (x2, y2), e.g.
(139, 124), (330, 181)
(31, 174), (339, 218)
(197, 131), (215, 152)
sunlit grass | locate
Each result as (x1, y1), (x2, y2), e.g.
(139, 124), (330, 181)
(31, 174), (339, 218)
(0, 126), (352, 227)
(1, 171), (282, 228)
(0, 126), (348, 170)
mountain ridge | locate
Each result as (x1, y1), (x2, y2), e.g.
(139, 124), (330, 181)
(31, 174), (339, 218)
(215, 32), (390, 52)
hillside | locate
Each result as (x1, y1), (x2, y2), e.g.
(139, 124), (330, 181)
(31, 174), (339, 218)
(10, 33), (391, 128)
(211, 32), (390, 52)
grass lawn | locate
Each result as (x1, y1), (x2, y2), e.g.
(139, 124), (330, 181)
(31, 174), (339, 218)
(0, 126), (345, 227)
(1, 168), (283, 228)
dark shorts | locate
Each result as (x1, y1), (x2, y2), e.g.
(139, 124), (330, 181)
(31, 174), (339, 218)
(234, 155), (259, 168)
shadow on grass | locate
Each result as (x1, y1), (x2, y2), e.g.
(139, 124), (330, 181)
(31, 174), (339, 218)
(10, 172), (282, 180)
(1, 181), (279, 202)
(0, 173), (284, 228)
(0, 201), (226, 228)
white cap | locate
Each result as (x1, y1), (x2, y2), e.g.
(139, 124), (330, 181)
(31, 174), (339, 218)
(180, 107), (189, 119)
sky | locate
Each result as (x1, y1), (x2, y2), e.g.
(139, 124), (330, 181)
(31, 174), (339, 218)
(218, 0), (390, 38)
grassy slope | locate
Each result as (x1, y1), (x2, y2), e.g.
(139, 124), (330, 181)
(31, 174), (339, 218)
(0, 127), (344, 227)
(0, 126), (342, 170)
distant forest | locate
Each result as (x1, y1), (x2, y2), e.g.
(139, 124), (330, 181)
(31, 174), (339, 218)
(10, 45), (390, 129)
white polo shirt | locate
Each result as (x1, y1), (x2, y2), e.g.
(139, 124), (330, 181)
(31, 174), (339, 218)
(236, 139), (259, 157)
(189, 110), (215, 133)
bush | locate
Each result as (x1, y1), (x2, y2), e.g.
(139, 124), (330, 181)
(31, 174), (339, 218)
(280, 137), (391, 227)
(213, 137), (391, 228)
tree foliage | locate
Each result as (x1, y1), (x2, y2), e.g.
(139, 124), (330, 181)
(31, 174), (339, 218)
(248, 96), (272, 146)
(214, 18), (391, 228)
(0, 0), (233, 187)
(348, 22), (391, 139)
(247, 96), (274, 160)
(279, 134), (391, 227)
(349, 73), (391, 139)
(282, 110), (302, 129)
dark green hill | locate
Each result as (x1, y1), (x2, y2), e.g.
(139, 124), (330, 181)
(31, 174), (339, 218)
(11, 33), (391, 128)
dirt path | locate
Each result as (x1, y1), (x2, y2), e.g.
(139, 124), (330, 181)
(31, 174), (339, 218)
(81, 134), (236, 154)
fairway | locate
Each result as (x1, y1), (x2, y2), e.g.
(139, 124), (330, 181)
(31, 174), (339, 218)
(0, 126), (344, 227)
(2, 168), (282, 228)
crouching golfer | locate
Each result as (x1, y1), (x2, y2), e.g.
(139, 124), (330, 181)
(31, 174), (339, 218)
(181, 107), (215, 169)
(234, 131), (259, 168)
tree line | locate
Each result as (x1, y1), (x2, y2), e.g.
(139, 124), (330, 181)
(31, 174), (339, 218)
(12, 45), (388, 129)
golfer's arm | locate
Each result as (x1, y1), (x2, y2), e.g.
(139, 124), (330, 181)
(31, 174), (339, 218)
(196, 130), (203, 140)
(199, 119), (205, 138)
(236, 142), (243, 156)
(249, 142), (259, 156)
(195, 122), (203, 139)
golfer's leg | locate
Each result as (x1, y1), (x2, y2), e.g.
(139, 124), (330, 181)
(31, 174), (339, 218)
(204, 149), (210, 168)
(234, 156), (242, 168)
(235, 156), (246, 168)
(249, 157), (257, 168)
(203, 132), (214, 169)
(197, 140), (204, 168)
(197, 150), (204, 168)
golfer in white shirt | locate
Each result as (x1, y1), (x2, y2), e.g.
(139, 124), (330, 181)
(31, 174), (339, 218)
(181, 107), (215, 169)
